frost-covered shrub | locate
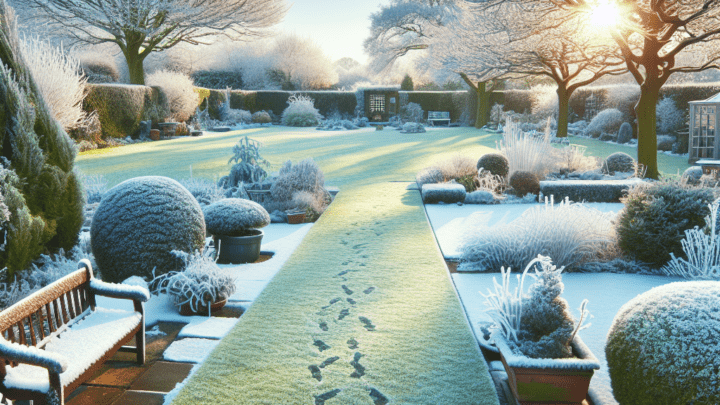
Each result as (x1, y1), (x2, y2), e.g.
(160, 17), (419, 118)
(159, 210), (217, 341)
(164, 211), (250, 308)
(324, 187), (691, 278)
(178, 177), (226, 206)
(606, 281), (720, 404)
(663, 201), (720, 280)
(19, 36), (88, 131)
(146, 70), (198, 123)
(219, 88), (252, 124)
(483, 255), (590, 359)
(219, 136), (269, 188)
(585, 108), (623, 138)
(203, 198), (270, 236)
(400, 102), (423, 123)
(509, 171), (540, 196)
(616, 180), (717, 267)
(499, 119), (556, 179)
(465, 190), (497, 204)
(76, 51), (120, 83)
(150, 250), (236, 314)
(251, 111), (272, 124)
(460, 200), (618, 271)
(477, 153), (509, 178)
(402, 122), (425, 133)
(556, 144), (600, 173)
(476, 170), (505, 194)
(317, 119), (359, 131)
(602, 152), (635, 174)
(281, 94), (323, 126)
(269, 159), (328, 216)
(421, 183), (466, 204)
(91, 176), (206, 283)
(656, 96), (684, 134)
(682, 166), (703, 185)
(415, 167), (444, 188)
(617, 122), (633, 144)
(79, 172), (108, 203)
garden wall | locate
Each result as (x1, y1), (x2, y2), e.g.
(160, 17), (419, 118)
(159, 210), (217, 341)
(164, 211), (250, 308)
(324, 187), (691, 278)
(199, 89), (358, 119)
(405, 91), (471, 122)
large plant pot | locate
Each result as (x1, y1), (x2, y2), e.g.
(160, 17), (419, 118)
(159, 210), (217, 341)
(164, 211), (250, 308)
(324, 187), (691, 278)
(179, 298), (228, 316)
(214, 229), (263, 264)
(286, 211), (306, 224)
(495, 335), (600, 405)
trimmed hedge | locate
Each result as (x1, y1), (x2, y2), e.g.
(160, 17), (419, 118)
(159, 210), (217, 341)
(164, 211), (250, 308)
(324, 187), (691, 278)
(489, 89), (534, 116)
(539, 179), (643, 203)
(83, 84), (169, 139)
(405, 91), (470, 122)
(198, 89), (357, 119)
(421, 183), (466, 204)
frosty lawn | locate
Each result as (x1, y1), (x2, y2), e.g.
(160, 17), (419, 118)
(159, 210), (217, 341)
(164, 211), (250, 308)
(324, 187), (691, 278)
(75, 126), (691, 188)
(170, 183), (499, 405)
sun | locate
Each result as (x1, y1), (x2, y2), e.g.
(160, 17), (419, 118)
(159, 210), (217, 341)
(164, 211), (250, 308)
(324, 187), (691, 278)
(589, 0), (621, 28)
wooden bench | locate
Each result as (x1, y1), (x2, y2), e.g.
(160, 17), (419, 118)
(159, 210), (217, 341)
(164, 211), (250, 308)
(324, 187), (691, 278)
(427, 111), (450, 126)
(0, 259), (149, 404)
(696, 159), (720, 175)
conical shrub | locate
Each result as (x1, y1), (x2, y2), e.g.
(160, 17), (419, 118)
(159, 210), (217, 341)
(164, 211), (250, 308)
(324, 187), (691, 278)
(0, 0), (84, 278)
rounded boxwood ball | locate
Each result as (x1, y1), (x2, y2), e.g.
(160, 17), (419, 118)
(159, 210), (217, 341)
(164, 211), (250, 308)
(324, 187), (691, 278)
(509, 171), (540, 196)
(606, 281), (720, 405)
(91, 176), (206, 283)
(477, 153), (509, 178)
(204, 198), (270, 236)
(602, 152), (635, 174)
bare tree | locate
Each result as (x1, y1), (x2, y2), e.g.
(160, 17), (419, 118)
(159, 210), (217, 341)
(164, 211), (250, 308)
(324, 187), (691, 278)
(19, 0), (287, 84)
(436, 3), (626, 136)
(546, 0), (720, 178)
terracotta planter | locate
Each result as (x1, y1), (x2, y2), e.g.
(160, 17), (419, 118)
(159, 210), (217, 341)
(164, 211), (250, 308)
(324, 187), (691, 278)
(286, 211), (306, 224)
(213, 229), (263, 264)
(495, 335), (600, 405)
(149, 129), (160, 141)
(179, 298), (227, 316)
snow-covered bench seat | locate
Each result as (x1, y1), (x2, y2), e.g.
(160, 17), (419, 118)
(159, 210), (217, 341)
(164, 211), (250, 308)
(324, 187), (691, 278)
(0, 259), (149, 404)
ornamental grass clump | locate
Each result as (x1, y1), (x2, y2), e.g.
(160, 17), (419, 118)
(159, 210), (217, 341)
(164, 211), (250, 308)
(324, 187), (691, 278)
(483, 255), (590, 359)
(498, 118), (556, 179)
(663, 200), (720, 280)
(460, 199), (617, 272)
(150, 250), (236, 316)
(281, 94), (323, 127)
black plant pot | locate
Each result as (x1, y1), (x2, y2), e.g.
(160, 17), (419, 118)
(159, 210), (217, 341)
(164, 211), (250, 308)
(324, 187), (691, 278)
(214, 229), (263, 264)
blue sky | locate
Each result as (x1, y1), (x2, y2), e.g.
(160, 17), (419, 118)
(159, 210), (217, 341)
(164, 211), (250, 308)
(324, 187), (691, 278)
(275, 0), (385, 64)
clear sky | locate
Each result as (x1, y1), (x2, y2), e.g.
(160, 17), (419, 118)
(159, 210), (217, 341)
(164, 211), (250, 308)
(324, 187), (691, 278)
(274, 0), (386, 64)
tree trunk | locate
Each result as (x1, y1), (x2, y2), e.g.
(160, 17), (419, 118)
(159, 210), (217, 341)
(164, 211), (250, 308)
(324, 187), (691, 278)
(556, 86), (571, 138)
(475, 81), (489, 129)
(635, 84), (660, 179)
(125, 51), (146, 85)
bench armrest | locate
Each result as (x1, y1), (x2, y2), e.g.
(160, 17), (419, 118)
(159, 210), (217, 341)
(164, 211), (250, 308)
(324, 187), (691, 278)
(89, 279), (150, 303)
(0, 338), (67, 374)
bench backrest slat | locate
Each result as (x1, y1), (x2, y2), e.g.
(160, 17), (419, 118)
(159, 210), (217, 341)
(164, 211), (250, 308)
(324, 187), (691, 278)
(45, 303), (56, 334)
(66, 291), (76, 319)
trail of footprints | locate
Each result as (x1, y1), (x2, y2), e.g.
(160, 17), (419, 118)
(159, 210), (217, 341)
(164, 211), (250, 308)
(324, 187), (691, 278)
(309, 221), (389, 404)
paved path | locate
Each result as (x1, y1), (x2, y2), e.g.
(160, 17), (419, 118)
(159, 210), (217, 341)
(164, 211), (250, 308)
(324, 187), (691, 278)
(171, 183), (498, 405)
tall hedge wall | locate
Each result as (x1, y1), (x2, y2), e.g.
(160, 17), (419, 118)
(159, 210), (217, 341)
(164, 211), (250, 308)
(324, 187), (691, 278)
(83, 84), (168, 139)
(404, 91), (470, 122)
(199, 89), (358, 119)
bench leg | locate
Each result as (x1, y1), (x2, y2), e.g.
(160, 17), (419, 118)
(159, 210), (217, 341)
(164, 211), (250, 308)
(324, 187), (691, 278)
(135, 326), (145, 365)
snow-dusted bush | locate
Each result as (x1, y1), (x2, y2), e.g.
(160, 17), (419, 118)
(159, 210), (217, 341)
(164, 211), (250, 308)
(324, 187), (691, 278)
(421, 183), (466, 204)
(19, 36), (88, 130)
(585, 108), (623, 138)
(509, 171), (540, 196)
(219, 136), (269, 188)
(79, 172), (108, 204)
(602, 151), (636, 174)
(150, 250), (236, 315)
(203, 198), (270, 236)
(682, 166), (703, 185)
(483, 255), (590, 359)
(75, 49), (120, 83)
(460, 200), (618, 272)
(251, 111), (272, 124)
(477, 153), (509, 178)
(146, 70), (198, 122)
(400, 102), (424, 123)
(465, 190), (497, 204)
(415, 167), (444, 188)
(219, 88), (252, 124)
(606, 281), (720, 404)
(499, 119), (556, 179)
(663, 201), (720, 280)
(616, 180), (717, 267)
(281, 94), (323, 126)
(556, 144), (600, 173)
(269, 159), (328, 217)
(91, 176), (206, 283)
(476, 170), (505, 195)
(656, 96), (684, 134)
(402, 122), (426, 133)
(178, 177), (226, 207)
(317, 119), (359, 131)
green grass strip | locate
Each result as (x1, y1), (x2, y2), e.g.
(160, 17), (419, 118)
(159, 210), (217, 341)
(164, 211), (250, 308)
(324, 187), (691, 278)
(171, 183), (499, 405)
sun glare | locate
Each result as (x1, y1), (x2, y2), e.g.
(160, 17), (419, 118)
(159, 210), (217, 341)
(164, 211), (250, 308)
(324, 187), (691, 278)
(589, 0), (621, 28)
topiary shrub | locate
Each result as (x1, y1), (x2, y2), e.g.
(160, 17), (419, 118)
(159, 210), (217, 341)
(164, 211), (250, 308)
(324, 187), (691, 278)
(682, 166), (703, 185)
(421, 183), (466, 204)
(616, 180), (717, 267)
(251, 111), (272, 124)
(617, 122), (632, 144)
(606, 281), (720, 405)
(509, 171), (540, 196)
(203, 198), (270, 236)
(585, 108), (623, 137)
(477, 153), (509, 178)
(602, 151), (636, 174)
(90, 176), (206, 283)
(0, 5), (85, 277)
